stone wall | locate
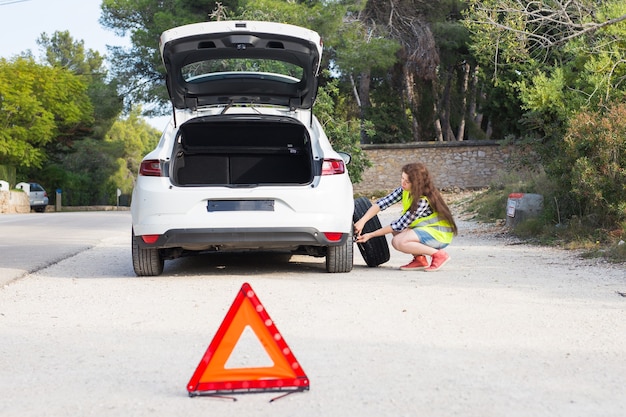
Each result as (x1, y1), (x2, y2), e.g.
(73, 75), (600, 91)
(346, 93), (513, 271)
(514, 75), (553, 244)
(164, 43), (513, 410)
(352, 140), (516, 195)
(0, 191), (30, 214)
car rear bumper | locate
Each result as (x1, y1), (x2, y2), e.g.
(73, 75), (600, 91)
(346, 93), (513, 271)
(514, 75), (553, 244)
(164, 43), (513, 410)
(134, 227), (349, 251)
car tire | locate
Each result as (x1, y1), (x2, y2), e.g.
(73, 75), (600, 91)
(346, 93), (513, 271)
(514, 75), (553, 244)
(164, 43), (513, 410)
(132, 229), (164, 276)
(326, 232), (354, 273)
(353, 197), (390, 267)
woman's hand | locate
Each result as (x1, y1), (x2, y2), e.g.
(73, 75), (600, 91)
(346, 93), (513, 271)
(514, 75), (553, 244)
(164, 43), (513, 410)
(355, 232), (372, 243)
(353, 219), (366, 237)
(354, 204), (381, 238)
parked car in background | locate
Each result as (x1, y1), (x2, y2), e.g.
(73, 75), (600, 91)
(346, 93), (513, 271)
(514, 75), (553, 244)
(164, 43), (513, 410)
(131, 20), (355, 276)
(28, 182), (48, 212)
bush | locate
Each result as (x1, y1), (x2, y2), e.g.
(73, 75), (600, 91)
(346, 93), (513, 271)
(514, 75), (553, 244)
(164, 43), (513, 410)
(560, 102), (626, 227)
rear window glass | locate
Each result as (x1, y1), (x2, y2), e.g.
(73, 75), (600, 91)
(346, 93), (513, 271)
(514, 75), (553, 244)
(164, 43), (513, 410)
(181, 58), (303, 83)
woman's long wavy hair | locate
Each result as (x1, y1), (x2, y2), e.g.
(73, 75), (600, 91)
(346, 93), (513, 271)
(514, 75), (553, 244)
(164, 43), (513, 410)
(402, 162), (458, 235)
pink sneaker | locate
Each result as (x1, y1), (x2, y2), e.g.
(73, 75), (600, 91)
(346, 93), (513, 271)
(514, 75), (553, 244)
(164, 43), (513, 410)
(400, 255), (429, 270)
(424, 250), (450, 272)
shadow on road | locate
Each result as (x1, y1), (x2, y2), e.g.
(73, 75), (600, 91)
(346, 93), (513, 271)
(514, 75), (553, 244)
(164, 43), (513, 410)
(163, 251), (325, 276)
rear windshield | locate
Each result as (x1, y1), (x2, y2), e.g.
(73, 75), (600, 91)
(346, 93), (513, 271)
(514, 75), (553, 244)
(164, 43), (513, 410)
(181, 58), (304, 84)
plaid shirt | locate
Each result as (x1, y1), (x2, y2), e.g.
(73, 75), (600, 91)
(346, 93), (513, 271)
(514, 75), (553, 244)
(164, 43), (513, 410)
(376, 187), (433, 232)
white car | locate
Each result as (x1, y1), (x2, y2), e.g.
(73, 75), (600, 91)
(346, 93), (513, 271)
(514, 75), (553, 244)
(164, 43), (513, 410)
(131, 21), (355, 276)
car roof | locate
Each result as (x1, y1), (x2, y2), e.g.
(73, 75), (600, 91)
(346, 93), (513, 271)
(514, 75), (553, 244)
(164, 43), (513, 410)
(160, 21), (322, 111)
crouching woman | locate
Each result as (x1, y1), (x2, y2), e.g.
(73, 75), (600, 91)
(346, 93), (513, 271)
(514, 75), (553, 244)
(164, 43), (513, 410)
(354, 162), (458, 271)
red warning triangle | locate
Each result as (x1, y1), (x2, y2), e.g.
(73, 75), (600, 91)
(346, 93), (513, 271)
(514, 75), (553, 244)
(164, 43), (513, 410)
(187, 282), (309, 396)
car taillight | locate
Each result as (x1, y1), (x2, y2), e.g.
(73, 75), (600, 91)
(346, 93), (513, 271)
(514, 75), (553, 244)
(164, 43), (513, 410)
(323, 232), (344, 241)
(141, 235), (160, 244)
(139, 160), (162, 176)
(321, 159), (345, 175)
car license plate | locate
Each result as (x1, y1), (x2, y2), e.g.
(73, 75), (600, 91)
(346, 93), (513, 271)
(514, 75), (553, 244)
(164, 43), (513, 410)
(207, 200), (274, 212)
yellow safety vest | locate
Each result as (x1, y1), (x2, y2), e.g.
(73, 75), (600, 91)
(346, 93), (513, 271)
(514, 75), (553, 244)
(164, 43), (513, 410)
(402, 191), (454, 244)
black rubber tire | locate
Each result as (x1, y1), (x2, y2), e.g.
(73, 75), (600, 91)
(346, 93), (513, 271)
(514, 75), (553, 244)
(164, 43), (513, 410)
(132, 229), (164, 276)
(353, 197), (390, 267)
(326, 232), (354, 273)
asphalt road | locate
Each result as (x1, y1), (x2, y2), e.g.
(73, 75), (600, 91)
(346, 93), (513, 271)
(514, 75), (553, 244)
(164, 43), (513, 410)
(0, 210), (625, 417)
(0, 211), (130, 286)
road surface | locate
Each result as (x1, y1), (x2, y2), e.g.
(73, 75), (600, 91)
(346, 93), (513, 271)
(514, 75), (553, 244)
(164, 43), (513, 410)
(0, 207), (625, 417)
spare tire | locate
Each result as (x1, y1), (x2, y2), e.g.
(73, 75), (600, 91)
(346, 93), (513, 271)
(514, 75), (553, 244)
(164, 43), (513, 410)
(353, 197), (391, 267)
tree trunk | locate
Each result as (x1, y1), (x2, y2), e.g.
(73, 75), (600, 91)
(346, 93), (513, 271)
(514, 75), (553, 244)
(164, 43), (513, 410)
(457, 62), (470, 141)
(359, 70), (371, 144)
(431, 81), (444, 142)
(403, 64), (420, 142)
(349, 74), (362, 108)
(440, 68), (456, 141)
(468, 64), (480, 138)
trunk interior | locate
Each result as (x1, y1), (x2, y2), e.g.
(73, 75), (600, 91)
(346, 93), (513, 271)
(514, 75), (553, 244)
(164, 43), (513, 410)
(171, 119), (314, 186)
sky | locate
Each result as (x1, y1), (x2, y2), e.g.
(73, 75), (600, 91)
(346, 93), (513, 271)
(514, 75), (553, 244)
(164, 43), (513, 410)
(0, 0), (170, 130)
(0, 0), (128, 59)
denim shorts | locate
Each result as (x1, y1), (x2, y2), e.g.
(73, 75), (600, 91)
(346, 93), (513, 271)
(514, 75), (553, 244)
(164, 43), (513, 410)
(413, 228), (449, 250)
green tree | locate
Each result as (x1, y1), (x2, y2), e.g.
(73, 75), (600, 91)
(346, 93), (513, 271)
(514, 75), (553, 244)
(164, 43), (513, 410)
(464, 0), (626, 144)
(332, 15), (401, 143)
(0, 57), (93, 169)
(37, 30), (123, 138)
(104, 107), (161, 198)
(14, 30), (131, 205)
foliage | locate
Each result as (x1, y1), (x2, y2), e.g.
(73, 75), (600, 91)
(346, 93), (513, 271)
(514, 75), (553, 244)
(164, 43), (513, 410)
(238, 0), (345, 38)
(30, 110), (161, 206)
(559, 102), (626, 225)
(104, 108), (161, 198)
(37, 30), (123, 139)
(463, 0), (626, 146)
(315, 76), (371, 183)
(38, 31), (105, 75)
(0, 57), (93, 168)
(365, 77), (412, 143)
(332, 19), (401, 76)
(1, 29), (152, 206)
(0, 164), (16, 186)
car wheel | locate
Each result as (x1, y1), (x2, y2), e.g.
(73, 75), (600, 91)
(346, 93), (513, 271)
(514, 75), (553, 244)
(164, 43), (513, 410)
(353, 197), (390, 267)
(132, 229), (164, 276)
(326, 232), (354, 273)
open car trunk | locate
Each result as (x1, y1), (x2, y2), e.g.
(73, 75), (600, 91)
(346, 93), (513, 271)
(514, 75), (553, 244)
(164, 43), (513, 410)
(171, 118), (315, 186)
